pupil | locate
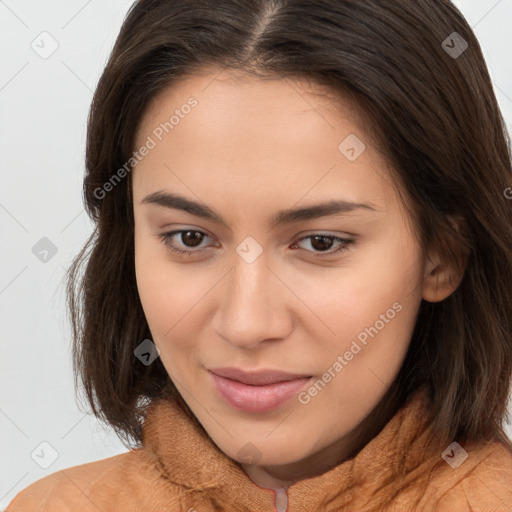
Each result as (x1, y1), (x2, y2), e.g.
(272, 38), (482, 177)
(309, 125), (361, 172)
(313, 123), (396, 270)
(311, 235), (332, 251)
(182, 231), (203, 247)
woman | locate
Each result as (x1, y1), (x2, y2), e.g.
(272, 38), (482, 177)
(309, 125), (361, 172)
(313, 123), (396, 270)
(8, 0), (512, 510)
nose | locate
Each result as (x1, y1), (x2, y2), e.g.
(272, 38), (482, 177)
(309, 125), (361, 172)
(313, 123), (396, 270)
(212, 250), (293, 350)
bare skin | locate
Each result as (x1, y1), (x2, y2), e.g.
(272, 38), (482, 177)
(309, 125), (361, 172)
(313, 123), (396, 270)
(131, 66), (466, 491)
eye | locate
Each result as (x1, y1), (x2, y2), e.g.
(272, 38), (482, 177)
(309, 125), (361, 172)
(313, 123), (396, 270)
(290, 234), (354, 258)
(158, 230), (355, 258)
(159, 229), (213, 257)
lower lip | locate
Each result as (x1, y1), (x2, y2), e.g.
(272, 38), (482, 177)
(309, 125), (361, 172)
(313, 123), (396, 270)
(209, 372), (312, 413)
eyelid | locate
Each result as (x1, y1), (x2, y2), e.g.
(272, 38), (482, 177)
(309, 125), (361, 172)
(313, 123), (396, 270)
(161, 228), (214, 250)
(158, 228), (355, 258)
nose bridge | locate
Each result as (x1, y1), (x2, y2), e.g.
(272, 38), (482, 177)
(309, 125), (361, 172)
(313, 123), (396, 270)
(214, 247), (289, 349)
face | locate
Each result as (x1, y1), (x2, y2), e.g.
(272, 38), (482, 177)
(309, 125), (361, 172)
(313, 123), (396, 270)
(132, 67), (434, 482)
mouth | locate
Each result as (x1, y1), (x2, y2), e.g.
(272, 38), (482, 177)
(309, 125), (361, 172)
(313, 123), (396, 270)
(208, 368), (312, 413)
(208, 367), (312, 385)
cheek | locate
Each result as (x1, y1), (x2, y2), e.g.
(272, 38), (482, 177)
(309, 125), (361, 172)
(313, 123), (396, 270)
(134, 254), (201, 377)
(134, 234), (217, 344)
(296, 235), (423, 376)
(135, 261), (195, 338)
(135, 230), (180, 337)
(299, 238), (421, 329)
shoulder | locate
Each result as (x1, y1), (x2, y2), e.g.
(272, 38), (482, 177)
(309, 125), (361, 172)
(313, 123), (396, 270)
(6, 449), (149, 512)
(427, 438), (512, 511)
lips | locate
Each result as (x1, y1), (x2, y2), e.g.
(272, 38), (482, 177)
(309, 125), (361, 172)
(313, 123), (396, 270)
(208, 367), (311, 385)
(208, 367), (312, 413)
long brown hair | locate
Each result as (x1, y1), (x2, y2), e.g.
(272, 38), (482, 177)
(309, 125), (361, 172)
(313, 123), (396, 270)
(67, 0), (512, 451)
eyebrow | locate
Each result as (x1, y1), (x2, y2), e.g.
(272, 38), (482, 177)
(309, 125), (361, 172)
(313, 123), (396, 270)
(141, 191), (379, 228)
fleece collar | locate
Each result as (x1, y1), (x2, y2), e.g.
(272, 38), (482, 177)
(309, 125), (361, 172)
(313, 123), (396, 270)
(141, 387), (443, 511)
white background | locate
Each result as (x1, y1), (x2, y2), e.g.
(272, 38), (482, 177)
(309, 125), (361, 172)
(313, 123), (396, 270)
(1, 0), (511, 509)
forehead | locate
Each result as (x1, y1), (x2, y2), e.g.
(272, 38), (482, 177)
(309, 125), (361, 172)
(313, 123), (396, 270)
(136, 67), (366, 146)
(131, 68), (397, 220)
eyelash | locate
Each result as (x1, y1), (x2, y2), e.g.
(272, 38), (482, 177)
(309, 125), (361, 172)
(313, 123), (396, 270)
(158, 229), (354, 258)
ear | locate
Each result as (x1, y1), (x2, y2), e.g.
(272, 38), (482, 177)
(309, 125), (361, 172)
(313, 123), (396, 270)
(421, 215), (470, 303)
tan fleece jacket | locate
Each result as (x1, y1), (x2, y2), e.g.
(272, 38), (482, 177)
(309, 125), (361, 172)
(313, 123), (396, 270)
(7, 389), (512, 511)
